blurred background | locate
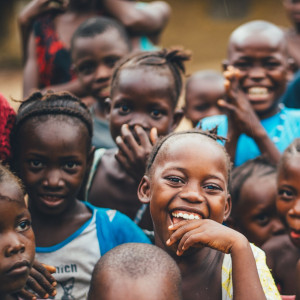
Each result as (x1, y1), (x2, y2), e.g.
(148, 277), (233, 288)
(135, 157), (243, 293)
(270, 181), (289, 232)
(0, 0), (290, 104)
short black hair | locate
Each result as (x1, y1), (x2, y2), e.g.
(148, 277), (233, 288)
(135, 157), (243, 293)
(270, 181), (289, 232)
(146, 128), (231, 182)
(111, 48), (191, 108)
(279, 138), (300, 171)
(71, 16), (131, 53)
(229, 156), (276, 215)
(88, 243), (182, 300)
(11, 91), (93, 167)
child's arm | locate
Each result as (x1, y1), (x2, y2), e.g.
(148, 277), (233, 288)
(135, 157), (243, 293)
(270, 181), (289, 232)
(18, 0), (67, 62)
(115, 124), (158, 181)
(167, 219), (273, 300)
(17, 260), (57, 299)
(102, 0), (170, 41)
(217, 67), (280, 165)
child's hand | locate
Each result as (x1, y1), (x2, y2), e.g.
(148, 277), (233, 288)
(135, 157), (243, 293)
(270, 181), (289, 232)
(166, 219), (246, 256)
(17, 260), (57, 299)
(217, 66), (262, 139)
(115, 124), (158, 181)
(19, 0), (68, 26)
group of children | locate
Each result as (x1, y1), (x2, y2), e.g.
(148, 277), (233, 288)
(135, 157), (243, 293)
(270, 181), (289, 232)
(1, 0), (300, 299)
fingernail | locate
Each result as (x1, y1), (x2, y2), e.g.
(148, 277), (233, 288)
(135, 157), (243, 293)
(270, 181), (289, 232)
(166, 239), (171, 245)
(52, 281), (57, 287)
(116, 136), (122, 144)
(168, 224), (174, 229)
(44, 294), (49, 299)
(51, 290), (57, 296)
(176, 250), (181, 256)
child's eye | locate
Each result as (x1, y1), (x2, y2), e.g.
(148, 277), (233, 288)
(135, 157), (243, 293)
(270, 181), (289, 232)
(233, 61), (251, 70)
(166, 176), (184, 184)
(29, 160), (43, 168)
(278, 189), (294, 200)
(105, 56), (120, 68)
(17, 220), (31, 232)
(264, 61), (281, 69)
(64, 162), (79, 170)
(203, 184), (222, 191)
(150, 109), (163, 119)
(119, 104), (131, 114)
(254, 214), (270, 226)
(77, 61), (95, 75)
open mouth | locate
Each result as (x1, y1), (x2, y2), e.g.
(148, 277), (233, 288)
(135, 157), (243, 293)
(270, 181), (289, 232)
(39, 195), (65, 208)
(171, 210), (202, 224)
(247, 87), (271, 101)
(290, 229), (300, 240)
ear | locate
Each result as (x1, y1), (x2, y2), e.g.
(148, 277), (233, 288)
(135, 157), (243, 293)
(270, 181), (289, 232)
(223, 193), (232, 222)
(222, 59), (229, 72)
(104, 98), (112, 120)
(286, 58), (297, 81)
(171, 109), (184, 131)
(138, 175), (151, 204)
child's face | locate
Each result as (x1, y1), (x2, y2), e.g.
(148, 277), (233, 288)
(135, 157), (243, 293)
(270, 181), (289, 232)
(228, 32), (288, 118)
(233, 175), (284, 247)
(139, 135), (230, 255)
(277, 156), (300, 248)
(185, 79), (224, 126)
(73, 29), (129, 102)
(109, 68), (179, 141)
(0, 182), (35, 295)
(283, 0), (300, 25)
(18, 118), (91, 216)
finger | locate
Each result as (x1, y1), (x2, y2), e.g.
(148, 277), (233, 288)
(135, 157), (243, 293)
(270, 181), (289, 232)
(33, 261), (56, 285)
(177, 231), (206, 256)
(134, 125), (152, 148)
(121, 124), (140, 149)
(217, 99), (236, 112)
(115, 136), (135, 163)
(115, 150), (132, 173)
(26, 276), (49, 298)
(16, 288), (37, 300)
(224, 79), (231, 94)
(150, 127), (158, 144)
(41, 264), (56, 274)
(29, 270), (56, 297)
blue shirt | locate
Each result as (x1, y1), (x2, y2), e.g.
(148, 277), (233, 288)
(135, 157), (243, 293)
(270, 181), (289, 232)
(201, 107), (300, 166)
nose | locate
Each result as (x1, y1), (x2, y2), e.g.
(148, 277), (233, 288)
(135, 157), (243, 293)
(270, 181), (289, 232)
(180, 182), (204, 203)
(271, 218), (285, 236)
(4, 232), (25, 257)
(127, 114), (150, 131)
(289, 199), (300, 218)
(95, 64), (111, 82)
(249, 66), (265, 81)
(42, 169), (64, 189)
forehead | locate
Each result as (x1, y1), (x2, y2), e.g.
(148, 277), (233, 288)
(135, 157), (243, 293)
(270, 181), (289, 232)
(154, 135), (228, 177)
(186, 77), (224, 96)
(229, 29), (286, 59)
(72, 29), (129, 60)
(0, 181), (23, 204)
(279, 155), (300, 179)
(113, 68), (175, 102)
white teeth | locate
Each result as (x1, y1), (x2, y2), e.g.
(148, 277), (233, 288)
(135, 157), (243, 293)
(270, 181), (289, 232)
(248, 87), (268, 95)
(172, 212), (201, 220)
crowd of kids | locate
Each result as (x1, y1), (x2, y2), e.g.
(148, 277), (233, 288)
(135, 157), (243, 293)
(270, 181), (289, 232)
(1, 0), (300, 299)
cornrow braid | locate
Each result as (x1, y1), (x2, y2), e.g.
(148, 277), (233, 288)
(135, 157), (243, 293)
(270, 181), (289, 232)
(146, 128), (231, 181)
(111, 48), (191, 107)
(14, 91), (93, 137)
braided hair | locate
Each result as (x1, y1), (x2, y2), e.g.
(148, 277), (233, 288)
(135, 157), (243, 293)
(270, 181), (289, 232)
(146, 128), (231, 182)
(111, 48), (191, 108)
(11, 91), (93, 162)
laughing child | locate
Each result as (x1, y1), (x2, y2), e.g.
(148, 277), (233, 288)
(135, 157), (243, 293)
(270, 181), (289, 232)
(263, 139), (300, 297)
(10, 91), (150, 299)
(201, 20), (300, 166)
(138, 129), (280, 300)
(85, 48), (188, 230)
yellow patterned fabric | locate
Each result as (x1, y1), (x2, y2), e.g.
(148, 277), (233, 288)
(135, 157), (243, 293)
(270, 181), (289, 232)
(221, 243), (281, 300)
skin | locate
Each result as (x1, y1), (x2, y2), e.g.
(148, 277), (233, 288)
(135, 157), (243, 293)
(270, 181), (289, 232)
(263, 156), (300, 295)
(17, 118), (93, 246)
(138, 134), (268, 300)
(87, 67), (182, 230)
(0, 182), (35, 300)
(72, 29), (130, 119)
(220, 24), (290, 164)
(231, 175), (285, 247)
(89, 274), (180, 300)
(184, 76), (224, 127)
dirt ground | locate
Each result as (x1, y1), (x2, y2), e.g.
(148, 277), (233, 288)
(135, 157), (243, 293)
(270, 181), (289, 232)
(0, 0), (289, 109)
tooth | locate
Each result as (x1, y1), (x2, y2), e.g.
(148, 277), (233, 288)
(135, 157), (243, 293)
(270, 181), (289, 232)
(194, 215), (200, 220)
(248, 87), (268, 95)
(178, 213), (184, 218)
(183, 214), (189, 219)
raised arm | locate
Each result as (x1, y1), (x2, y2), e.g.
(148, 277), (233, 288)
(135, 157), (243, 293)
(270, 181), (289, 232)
(102, 0), (170, 37)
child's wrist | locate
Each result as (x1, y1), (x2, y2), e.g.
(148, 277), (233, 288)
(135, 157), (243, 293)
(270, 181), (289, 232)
(229, 233), (249, 254)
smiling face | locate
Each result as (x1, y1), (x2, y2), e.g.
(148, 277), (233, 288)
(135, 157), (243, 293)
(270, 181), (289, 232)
(0, 182), (35, 296)
(138, 134), (231, 255)
(185, 77), (224, 126)
(228, 28), (288, 118)
(18, 117), (90, 216)
(277, 156), (300, 248)
(109, 68), (178, 141)
(233, 175), (284, 247)
(73, 29), (130, 102)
